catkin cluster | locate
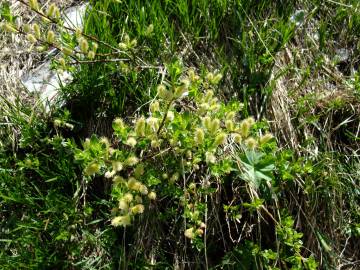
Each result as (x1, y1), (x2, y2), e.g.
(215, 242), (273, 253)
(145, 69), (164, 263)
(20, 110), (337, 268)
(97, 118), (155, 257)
(77, 69), (273, 241)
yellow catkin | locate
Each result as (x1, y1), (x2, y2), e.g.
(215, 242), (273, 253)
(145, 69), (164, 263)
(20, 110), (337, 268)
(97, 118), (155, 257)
(204, 90), (214, 103)
(62, 47), (73, 56)
(92, 42), (98, 52)
(23, 24), (31, 33)
(29, 0), (39, 10)
(205, 72), (214, 83)
(131, 204), (145, 214)
(123, 193), (133, 203)
(139, 185), (148, 195)
(188, 183), (196, 190)
(147, 117), (159, 132)
(239, 119), (250, 138)
(198, 103), (210, 115)
(196, 229), (204, 235)
(194, 128), (205, 145)
(47, 3), (56, 18)
(54, 7), (60, 19)
(226, 111), (236, 120)
(209, 119), (220, 134)
(188, 68), (196, 82)
(58, 58), (66, 67)
(113, 118), (125, 130)
(112, 161), (123, 172)
(32, 23), (40, 39)
(184, 228), (195, 239)
(148, 191), (156, 200)
(127, 177), (139, 190)
(246, 117), (255, 127)
(84, 163), (100, 176)
(123, 34), (130, 44)
(205, 152), (216, 164)
(233, 133), (242, 144)
(151, 139), (160, 148)
(126, 137), (137, 147)
(145, 24), (154, 36)
(87, 51), (95, 59)
(150, 101), (160, 113)
(212, 73), (223, 84)
(75, 28), (82, 39)
(118, 199), (128, 211)
(113, 176), (125, 185)
(225, 120), (234, 131)
(214, 132), (227, 146)
(27, 34), (37, 43)
(174, 79), (190, 97)
(36, 46), (47, 52)
(130, 39), (137, 47)
(118, 42), (127, 50)
(245, 137), (257, 150)
(125, 156), (139, 166)
(135, 117), (146, 137)
(46, 30), (55, 44)
(166, 111), (175, 121)
(157, 84), (169, 99)
(111, 215), (131, 227)
(104, 170), (116, 179)
(80, 38), (89, 53)
(203, 116), (212, 130)
(170, 172), (179, 183)
(259, 133), (273, 145)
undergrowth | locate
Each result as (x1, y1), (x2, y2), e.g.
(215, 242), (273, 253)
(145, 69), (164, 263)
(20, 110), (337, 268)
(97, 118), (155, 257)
(1, 0), (359, 269)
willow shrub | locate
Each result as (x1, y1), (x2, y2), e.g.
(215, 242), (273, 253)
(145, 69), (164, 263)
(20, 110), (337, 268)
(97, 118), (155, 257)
(74, 65), (271, 235)
(74, 65), (317, 269)
(0, 1), (319, 268)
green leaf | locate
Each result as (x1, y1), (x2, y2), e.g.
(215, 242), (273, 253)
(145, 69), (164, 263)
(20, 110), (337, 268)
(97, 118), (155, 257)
(55, 231), (70, 241)
(147, 175), (161, 186)
(239, 150), (275, 189)
(243, 198), (264, 212)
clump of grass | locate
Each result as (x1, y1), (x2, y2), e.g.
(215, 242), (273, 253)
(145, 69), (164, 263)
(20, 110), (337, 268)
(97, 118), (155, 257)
(62, 0), (299, 134)
(1, 0), (360, 269)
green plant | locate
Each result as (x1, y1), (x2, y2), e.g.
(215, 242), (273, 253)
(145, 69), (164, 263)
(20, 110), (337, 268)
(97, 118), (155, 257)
(0, 99), (117, 269)
(218, 215), (318, 270)
(73, 66), (279, 265)
(2, 0), (360, 268)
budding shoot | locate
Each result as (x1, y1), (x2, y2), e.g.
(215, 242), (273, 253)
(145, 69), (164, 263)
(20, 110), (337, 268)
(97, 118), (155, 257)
(80, 38), (89, 54)
(29, 0), (40, 10)
(27, 34), (37, 43)
(32, 23), (41, 39)
(194, 128), (205, 145)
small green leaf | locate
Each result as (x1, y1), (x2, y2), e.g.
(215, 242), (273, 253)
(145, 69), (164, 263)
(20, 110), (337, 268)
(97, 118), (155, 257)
(148, 175), (161, 186)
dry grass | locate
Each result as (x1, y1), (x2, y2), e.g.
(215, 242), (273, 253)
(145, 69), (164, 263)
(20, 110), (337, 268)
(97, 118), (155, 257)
(0, 0), (78, 100)
(0, 1), (33, 100)
(0, 0), (79, 149)
(269, 15), (359, 154)
(267, 9), (360, 267)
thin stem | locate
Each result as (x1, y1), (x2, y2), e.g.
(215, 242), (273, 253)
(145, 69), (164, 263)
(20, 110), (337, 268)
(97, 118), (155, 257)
(69, 58), (129, 64)
(141, 147), (171, 162)
(13, 25), (79, 63)
(16, 0), (121, 52)
(156, 99), (174, 135)
(204, 193), (208, 270)
(16, 0), (156, 69)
